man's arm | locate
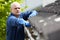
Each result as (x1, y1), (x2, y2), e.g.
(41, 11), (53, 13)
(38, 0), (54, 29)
(28, 10), (38, 18)
(22, 10), (38, 20)
(8, 16), (31, 27)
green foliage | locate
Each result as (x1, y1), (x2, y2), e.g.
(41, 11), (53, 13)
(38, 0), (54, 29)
(0, 0), (25, 40)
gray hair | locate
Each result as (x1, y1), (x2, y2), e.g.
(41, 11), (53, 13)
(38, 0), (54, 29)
(10, 2), (20, 8)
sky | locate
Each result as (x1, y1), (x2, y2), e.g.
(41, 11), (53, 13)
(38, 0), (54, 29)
(21, 0), (57, 11)
(43, 0), (56, 7)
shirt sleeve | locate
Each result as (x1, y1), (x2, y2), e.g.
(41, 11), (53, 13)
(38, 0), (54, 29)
(16, 18), (31, 27)
(22, 10), (38, 20)
(22, 10), (32, 20)
(9, 16), (31, 27)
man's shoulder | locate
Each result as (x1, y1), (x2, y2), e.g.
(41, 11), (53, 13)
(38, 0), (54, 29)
(9, 15), (16, 18)
(7, 15), (16, 21)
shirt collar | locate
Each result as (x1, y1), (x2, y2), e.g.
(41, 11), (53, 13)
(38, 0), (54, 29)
(10, 13), (15, 16)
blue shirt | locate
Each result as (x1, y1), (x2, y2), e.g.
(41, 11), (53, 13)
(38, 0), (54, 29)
(6, 10), (38, 40)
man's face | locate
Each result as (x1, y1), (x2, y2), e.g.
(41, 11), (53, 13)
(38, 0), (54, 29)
(11, 4), (20, 16)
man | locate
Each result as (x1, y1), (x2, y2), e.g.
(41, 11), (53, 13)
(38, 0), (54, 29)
(6, 2), (38, 40)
